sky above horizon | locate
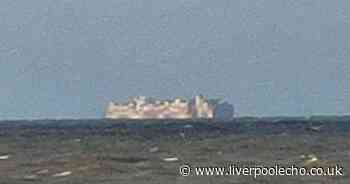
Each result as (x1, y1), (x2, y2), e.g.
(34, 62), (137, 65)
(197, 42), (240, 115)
(1, 0), (350, 119)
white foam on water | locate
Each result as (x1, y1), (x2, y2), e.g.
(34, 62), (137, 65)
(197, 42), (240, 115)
(52, 171), (72, 177)
(163, 157), (179, 162)
(0, 155), (10, 160)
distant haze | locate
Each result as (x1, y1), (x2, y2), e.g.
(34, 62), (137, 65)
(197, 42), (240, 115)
(1, 0), (350, 119)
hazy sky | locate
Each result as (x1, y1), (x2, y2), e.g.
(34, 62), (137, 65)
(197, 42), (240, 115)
(1, 0), (350, 119)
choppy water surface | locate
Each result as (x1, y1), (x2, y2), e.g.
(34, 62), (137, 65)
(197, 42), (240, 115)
(0, 119), (349, 184)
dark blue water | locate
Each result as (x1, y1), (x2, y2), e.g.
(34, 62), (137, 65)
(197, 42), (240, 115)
(1, 119), (350, 138)
(1, 118), (350, 184)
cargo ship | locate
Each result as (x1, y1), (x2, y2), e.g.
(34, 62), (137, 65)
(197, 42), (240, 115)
(105, 95), (234, 120)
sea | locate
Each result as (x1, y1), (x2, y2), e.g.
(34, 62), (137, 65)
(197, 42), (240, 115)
(0, 118), (349, 183)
